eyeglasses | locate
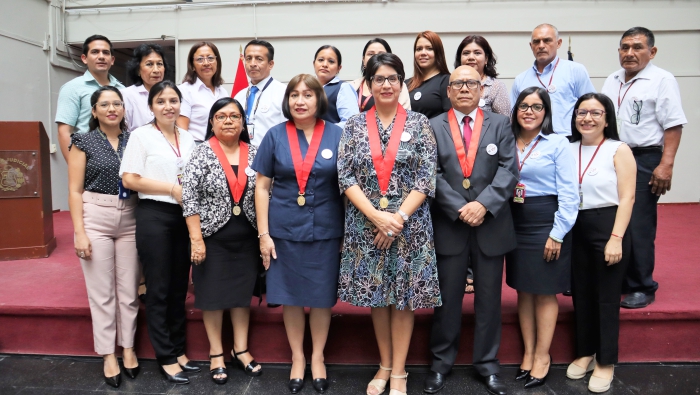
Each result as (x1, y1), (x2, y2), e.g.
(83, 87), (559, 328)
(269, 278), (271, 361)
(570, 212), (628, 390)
(574, 109), (606, 119)
(371, 74), (402, 86)
(630, 100), (643, 125)
(449, 79), (480, 90)
(214, 113), (243, 122)
(94, 101), (124, 109)
(517, 103), (544, 113)
(194, 56), (217, 64)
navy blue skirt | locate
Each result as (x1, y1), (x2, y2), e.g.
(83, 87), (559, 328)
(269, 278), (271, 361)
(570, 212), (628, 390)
(505, 195), (572, 294)
(266, 237), (341, 308)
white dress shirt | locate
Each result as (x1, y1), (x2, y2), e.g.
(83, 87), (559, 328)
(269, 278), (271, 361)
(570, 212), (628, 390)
(601, 62), (687, 148)
(234, 75), (287, 147)
(178, 77), (229, 142)
(121, 84), (153, 132)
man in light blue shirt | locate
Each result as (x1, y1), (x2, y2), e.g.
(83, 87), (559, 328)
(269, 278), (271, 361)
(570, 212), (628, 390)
(511, 24), (596, 136)
(55, 35), (124, 161)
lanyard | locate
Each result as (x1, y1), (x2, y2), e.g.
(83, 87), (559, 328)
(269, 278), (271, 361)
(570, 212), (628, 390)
(153, 122), (181, 158)
(246, 77), (274, 120)
(209, 137), (248, 206)
(535, 58), (560, 90)
(447, 108), (485, 178)
(366, 104), (407, 198)
(357, 82), (373, 111)
(97, 128), (125, 162)
(286, 119), (325, 197)
(617, 80), (637, 115)
(516, 135), (542, 172)
(578, 138), (606, 185)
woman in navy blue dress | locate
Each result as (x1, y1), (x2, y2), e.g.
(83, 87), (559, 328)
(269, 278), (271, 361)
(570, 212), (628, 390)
(252, 74), (344, 394)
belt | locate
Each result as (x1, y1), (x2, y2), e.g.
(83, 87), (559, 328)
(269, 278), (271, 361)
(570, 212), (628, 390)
(82, 191), (138, 209)
(631, 146), (662, 154)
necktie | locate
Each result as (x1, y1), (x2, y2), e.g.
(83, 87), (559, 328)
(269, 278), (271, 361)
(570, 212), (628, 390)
(463, 115), (472, 152)
(245, 86), (259, 123)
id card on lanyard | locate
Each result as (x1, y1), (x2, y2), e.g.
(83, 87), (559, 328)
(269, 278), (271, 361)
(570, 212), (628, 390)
(99, 129), (131, 199)
(246, 77), (274, 140)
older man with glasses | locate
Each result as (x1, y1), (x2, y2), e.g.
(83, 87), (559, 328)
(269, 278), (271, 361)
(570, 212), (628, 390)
(601, 27), (687, 309)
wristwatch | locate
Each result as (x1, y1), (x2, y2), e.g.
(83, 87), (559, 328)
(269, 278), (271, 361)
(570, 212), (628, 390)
(397, 209), (409, 221)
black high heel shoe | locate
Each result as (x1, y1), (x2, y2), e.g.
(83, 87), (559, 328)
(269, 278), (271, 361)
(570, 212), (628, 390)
(312, 378), (329, 393)
(232, 349), (263, 377)
(289, 357), (306, 394)
(524, 355), (551, 389)
(515, 368), (530, 381)
(159, 365), (190, 385)
(124, 365), (140, 379)
(179, 360), (201, 373)
(104, 372), (121, 388)
(209, 353), (228, 385)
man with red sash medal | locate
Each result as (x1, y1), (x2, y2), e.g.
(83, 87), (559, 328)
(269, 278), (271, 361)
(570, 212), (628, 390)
(426, 66), (519, 395)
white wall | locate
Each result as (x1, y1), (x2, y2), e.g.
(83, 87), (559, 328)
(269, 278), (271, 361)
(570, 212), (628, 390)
(12, 0), (700, 206)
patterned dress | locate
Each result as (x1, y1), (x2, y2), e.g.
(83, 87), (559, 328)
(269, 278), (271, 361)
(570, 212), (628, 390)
(337, 110), (441, 311)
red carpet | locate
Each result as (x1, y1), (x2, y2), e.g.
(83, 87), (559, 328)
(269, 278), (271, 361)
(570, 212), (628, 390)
(1, 205), (699, 364)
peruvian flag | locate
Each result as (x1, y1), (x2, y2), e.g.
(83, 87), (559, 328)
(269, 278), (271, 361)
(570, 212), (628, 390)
(231, 45), (248, 97)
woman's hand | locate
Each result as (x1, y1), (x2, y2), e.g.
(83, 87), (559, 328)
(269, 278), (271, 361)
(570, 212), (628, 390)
(171, 184), (183, 204)
(543, 238), (561, 262)
(260, 235), (276, 270)
(372, 228), (395, 250)
(74, 232), (92, 259)
(370, 210), (403, 238)
(604, 237), (623, 265)
(190, 238), (206, 265)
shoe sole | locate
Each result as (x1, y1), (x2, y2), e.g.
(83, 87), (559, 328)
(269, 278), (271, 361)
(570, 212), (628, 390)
(423, 384), (445, 394)
(588, 383), (611, 393)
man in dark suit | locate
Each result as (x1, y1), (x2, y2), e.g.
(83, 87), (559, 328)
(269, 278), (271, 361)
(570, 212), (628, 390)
(424, 66), (519, 395)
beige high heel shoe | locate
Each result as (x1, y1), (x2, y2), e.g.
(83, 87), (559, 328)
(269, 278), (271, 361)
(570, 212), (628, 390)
(367, 364), (393, 395)
(388, 371), (408, 395)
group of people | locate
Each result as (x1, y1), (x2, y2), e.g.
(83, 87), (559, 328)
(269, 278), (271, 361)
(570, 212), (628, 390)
(58, 22), (686, 395)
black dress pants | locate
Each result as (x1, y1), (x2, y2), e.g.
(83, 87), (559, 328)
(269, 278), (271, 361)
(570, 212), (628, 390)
(431, 228), (504, 376)
(135, 200), (191, 365)
(624, 148), (662, 295)
(572, 206), (630, 365)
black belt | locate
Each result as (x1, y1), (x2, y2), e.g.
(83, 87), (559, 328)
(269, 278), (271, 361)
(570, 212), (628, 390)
(631, 146), (662, 154)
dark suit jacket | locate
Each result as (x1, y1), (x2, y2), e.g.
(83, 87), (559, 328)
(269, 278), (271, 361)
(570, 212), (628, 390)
(430, 110), (519, 257)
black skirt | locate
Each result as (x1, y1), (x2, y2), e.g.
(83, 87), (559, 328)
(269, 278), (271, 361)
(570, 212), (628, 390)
(505, 195), (572, 294)
(192, 213), (259, 310)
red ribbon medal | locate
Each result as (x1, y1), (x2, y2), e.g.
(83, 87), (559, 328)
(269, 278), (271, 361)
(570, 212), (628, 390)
(286, 119), (325, 206)
(209, 136), (248, 215)
(447, 108), (484, 189)
(366, 104), (407, 208)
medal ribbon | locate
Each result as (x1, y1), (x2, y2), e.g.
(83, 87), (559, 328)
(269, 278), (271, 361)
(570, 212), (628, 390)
(578, 138), (606, 185)
(447, 108), (485, 178)
(535, 57), (560, 90)
(516, 135), (542, 172)
(358, 82), (373, 111)
(366, 104), (408, 196)
(286, 119), (325, 196)
(209, 137), (248, 206)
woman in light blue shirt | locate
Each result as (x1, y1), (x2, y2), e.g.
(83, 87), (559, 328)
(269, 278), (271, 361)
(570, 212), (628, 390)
(312, 45), (359, 129)
(505, 86), (579, 389)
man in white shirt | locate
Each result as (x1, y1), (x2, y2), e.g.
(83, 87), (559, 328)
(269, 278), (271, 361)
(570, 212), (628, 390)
(601, 27), (686, 309)
(233, 40), (286, 147)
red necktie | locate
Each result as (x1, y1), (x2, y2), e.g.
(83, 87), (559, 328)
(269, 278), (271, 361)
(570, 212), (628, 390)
(463, 116), (472, 152)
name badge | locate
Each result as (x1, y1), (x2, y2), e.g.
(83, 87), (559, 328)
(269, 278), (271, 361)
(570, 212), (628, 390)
(486, 143), (498, 155)
(245, 167), (256, 177)
(400, 132), (412, 142)
(478, 98), (486, 108)
(247, 123), (255, 140)
(513, 183), (526, 203)
(321, 149), (333, 159)
(118, 180), (131, 200)
(260, 105), (270, 113)
(530, 151), (541, 159)
(413, 92), (422, 100)
(588, 167), (599, 176)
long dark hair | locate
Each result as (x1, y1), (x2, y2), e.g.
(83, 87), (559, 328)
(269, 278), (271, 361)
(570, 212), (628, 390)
(360, 38), (392, 75)
(570, 93), (619, 142)
(126, 43), (169, 86)
(89, 86), (126, 132)
(510, 86), (554, 139)
(182, 42), (224, 87)
(407, 31), (450, 91)
(204, 97), (250, 144)
(454, 35), (499, 78)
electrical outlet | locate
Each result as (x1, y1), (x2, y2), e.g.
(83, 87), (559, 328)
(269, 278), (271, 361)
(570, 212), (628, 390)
(50, 144), (57, 153)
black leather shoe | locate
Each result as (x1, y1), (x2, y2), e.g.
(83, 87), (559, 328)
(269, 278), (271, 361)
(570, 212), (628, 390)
(312, 378), (329, 393)
(424, 371), (446, 393)
(124, 365), (140, 379)
(483, 374), (507, 395)
(289, 378), (304, 393)
(621, 292), (655, 309)
(562, 289), (572, 297)
(104, 372), (121, 388)
(524, 355), (550, 389)
(515, 369), (530, 381)
(179, 361), (201, 373)
(159, 366), (189, 385)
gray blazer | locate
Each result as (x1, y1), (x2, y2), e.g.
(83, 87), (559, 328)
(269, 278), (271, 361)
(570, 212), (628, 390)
(430, 110), (519, 257)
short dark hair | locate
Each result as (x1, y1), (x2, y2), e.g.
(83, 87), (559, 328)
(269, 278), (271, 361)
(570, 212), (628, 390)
(364, 53), (406, 88)
(361, 38), (392, 75)
(82, 35), (113, 56)
(89, 86), (126, 132)
(510, 86), (554, 138)
(570, 93), (620, 143)
(182, 42), (224, 87)
(454, 35), (499, 78)
(204, 97), (250, 144)
(407, 31), (450, 91)
(126, 43), (169, 86)
(314, 45), (342, 66)
(621, 26), (655, 47)
(282, 74), (328, 120)
(244, 39), (275, 61)
(148, 80), (182, 107)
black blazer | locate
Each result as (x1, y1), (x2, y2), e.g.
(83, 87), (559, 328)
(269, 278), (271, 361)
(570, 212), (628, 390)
(430, 110), (519, 257)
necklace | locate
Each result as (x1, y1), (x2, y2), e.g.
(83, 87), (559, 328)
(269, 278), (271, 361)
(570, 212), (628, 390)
(518, 136), (537, 152)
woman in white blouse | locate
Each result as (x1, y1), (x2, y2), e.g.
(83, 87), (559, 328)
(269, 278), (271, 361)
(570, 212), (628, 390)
(121, 43), (168, 132)
(177, 42), (229, 143)
(120, 80), (198, 385)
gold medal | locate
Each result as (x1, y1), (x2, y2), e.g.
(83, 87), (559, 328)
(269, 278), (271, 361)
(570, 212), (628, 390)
(379, 197), (389, 208)
(233, 205), (241, 216)
(462, 178), (471, 189)
(297, 195), (306, 206)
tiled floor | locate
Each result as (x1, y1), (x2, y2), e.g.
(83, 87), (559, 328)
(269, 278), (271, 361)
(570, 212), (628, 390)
(0, 354), (698, 394)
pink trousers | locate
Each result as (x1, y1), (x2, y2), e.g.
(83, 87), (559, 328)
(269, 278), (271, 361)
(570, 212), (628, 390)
(79, 191), (140, 355)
